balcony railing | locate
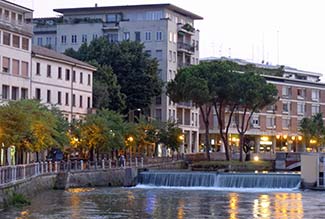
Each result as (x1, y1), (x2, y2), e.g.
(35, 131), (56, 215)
(0, 15), (33, 34)
(177, 42), (195, 54)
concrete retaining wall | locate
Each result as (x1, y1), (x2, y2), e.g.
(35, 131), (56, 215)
(0, 174), (57, 209)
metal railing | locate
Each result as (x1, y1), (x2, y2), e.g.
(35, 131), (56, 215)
(0, 156), (184, 186)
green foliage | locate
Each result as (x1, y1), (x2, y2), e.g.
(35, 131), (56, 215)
(64, 38), (163, 113)
(7, 193), (31, 207)
(0, 100), (68, 152)
(299, 113), (325, 148)
(158, 121), (183, 152)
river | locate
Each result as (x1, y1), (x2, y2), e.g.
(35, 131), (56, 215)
(1, 187), (325, 219)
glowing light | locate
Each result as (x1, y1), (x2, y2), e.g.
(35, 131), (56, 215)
(128, 136), (134, 142)
(254, 155), (259, 161)
(283, 135), (288, 139)
(261, 136), (269, 141)
(291, 136), (296, 140)
(179, 134), (184, 141)
(298, 136), (303, 141)
(276, 135), (281, 139)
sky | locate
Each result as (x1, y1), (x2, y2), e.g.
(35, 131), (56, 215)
(12, 0), (325, 76)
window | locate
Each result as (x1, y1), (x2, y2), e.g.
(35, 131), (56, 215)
(156, 50), (163, 60)
(11, 87), (19, 100)
(282, 102), (289, 113)
(71, 35), (77, 44)
(169, 50), (172, 62)
(72, 94), (76, 107)
(65, 69), (70, 81)
(297, 88), (305, 99)
(37, 37), (43, 46)
(18, 14), (23, 24)
(13, 35), (20, 48)
(21, 62), (28, 77)
(196, 40), (199, 51)
(282, 86), (291, 97)
(145, 50), (152, 56)
(169, 70), (172, 79)
(2, 85), (9, 99)
(11, 12), (16, 22)
(173, 33), (177, 43)
(58, 67), (62, 79)
(92, 34), (98, 40)
(35, 88), (41, 100)
(80, 72), (83, 84)
(87, 74), (91, 85)
(87, 97), (91, 108)
(47, 65), (51, 77)
(156, 31), (163, 41)
(145, 11), (163, 20)
(65, 93), (69, 106)
(123, 32), (130, 40)
(79, 95), (83, 108)
(106, 13), (120, 23)
(4, 10), (9, 20)
(82, 34), (87, 43)
(145, 32), (151, 41)
(72, 70), (76, 82)
(155, 96), (162, 105)
(266, 116), (275, 128)
(21, 88), (28, 99)
(297, 102), (305, 115)
(12, 59), (19, 76)
(135, 32), (141, 42)
(47, 90), (51, 103)
(155, 109), (162, 121)
(282, 118), (290, 129)
(173, 51), (176, 63)
(312, 105), (320, 115)
(22, 37), (29, 50)
(61, 35), (67, 44)
(312, 89), (320, 101)
(36, 63), (40, 75)
(46, 37), (51, 45)
(107, 33), (118, 43)
(3, 32), (10, 46)
(2, 57), (10, 73)
(57, 91), (62, 105)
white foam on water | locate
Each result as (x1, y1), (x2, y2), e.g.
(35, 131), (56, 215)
(134, 184), (300, 193)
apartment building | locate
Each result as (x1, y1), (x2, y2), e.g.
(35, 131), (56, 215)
(0, 0), (95, 122)
(31, 45), (95, 121)
(200, 57), (325, 153)
(33, 4), (203, 153)
(0, 0), (33, 101)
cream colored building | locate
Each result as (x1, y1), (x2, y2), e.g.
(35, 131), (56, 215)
(31, 45), (95, 121)
(0, 0), (33, 101)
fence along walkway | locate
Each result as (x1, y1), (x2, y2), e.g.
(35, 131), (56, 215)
(0, 156), (180, 186)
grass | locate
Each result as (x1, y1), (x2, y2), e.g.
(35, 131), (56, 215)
(6, 193), (31, 207)
(191, 160), (274, 172)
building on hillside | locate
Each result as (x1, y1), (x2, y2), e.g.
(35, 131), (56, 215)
(200, 57), (325, 153)
(33, 4), (203, 153)
(31, 45), (95, 121)
(0, 0), (33, 102)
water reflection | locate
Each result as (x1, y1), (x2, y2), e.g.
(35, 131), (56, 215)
(274, 193), (303, 219)
(253, 194), (271, 218)
(229, 193), (239, 219)
(177, 199), (185, 219)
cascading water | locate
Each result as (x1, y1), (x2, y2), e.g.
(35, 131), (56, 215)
(137, 171), (301, 191)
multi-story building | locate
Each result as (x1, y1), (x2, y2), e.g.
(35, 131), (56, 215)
(200, 57), (325, 153)
(31, 45), (95, 121)
(33, 4), (203, 153)
(0, 0), (95, 122)
(0, 0), (33, 101)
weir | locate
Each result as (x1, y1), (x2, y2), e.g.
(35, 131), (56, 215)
(138, 171), (301, 189)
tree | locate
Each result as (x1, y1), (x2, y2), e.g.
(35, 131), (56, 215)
(167, 62), (215, 160)
(159, 121), (183, 153)
(65, 38), (163, 114)
(234, 72), (278, 161)
(299, 113), (325, 151)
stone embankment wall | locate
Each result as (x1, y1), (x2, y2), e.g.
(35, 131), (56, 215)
(0, 174), (57, 209)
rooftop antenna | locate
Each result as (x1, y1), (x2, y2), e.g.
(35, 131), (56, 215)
(95, 3), (98, 7)
(228, 48), (231, 58)
(262, 32), (265, 64)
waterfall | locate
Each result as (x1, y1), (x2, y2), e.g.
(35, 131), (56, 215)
(137, 171), (301, 190)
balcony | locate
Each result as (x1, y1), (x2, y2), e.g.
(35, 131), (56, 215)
(102, 22), (120, 31)
(0, 15), (33, 35)
(177, 42), (194, 54)
(177, 23), (195, 35)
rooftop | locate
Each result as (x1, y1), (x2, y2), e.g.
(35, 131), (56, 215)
(32, 45), (96, 70)
(54, 3), (203, 20)
(0, 0), (33, 12)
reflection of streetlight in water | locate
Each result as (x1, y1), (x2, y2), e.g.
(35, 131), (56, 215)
(228, 193), (239, 219)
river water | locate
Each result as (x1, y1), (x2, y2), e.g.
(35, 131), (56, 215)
(1, 187), (325, 219)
